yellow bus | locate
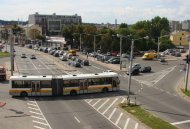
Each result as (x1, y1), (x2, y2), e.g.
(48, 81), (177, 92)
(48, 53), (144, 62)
(9, 72), (120, 97)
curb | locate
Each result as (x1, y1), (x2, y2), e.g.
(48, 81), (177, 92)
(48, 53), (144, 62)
(176, 76), (190, 102)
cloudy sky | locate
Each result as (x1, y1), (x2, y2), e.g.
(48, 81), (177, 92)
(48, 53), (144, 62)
(0, 0), (190, 24)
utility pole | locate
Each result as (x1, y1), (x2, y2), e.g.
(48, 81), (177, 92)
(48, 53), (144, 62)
(127, 39), (134, 105)
(10, 33), (14, 76)
(157, 37), (160, 59)
(119, 36), (122, 70)
(79, 34), (82, 53)
(185, 37), (190, 92)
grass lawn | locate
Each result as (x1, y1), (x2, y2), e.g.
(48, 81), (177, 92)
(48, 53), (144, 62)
(120, 103), (178, 129)
(181, 88), (190, 97)
(0, 52), (10, 57)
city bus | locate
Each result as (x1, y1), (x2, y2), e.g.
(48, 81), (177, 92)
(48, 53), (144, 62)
(9, 72), (120, 97)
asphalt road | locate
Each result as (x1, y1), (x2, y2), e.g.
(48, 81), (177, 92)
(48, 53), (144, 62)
(4, 45), (190, 129)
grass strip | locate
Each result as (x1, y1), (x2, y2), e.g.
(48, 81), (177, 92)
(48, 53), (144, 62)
(181, 88), (190, 97)
(0, 52), (10, 57)
(120, 103), (178, 129)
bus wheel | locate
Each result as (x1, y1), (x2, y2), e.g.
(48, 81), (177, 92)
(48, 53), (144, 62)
(70, 90), (77, 96)
(102, 87), (108, 93)
(20, 91), (28, 97)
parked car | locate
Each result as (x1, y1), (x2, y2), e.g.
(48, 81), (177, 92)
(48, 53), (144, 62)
(21, 53), (27, 58)
(75, 58), (82, 63)
(111, 51), (118, 56)
(140, 66), (151, 73)
(43, 47), (48, 53)
(81, 60), (89, 66)
(30, 55), (36, 59)
(59, 55), (67, 61)
(175, 52), (181, 57)
(102, 55), (112, 62)
(72, 61), (81, 67)
(121, 53), (130, 58)
(107, 57), (120, 64)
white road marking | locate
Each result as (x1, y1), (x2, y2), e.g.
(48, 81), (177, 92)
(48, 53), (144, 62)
(123, 118), (130, 129)
(97, 99), (110, 110)
(31, 115), (45, 120)
(134, 123), (139, 129)
(88, 99), (93, 104)
(115, 113), (123, 125)
(121, 97), (126, 103)
(34, 126), (46, 129)
(92, 99), (102, 107)
(30, 111), (42, 115)
(103, 98), (119, 114)
(33, 120), (48, 126)
(171, 120), (190, 125)
(28, 107), (40, 111)
(27, 103), (37, 107)
(74, 116), (81, 123)
(92, 65), (101, 69)
(108, 108), (117, 120)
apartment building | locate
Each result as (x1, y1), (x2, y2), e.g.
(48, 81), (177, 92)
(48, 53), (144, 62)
(28, 12), (82, 35)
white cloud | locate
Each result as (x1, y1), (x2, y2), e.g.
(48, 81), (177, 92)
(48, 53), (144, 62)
(0, 0), (190, 23)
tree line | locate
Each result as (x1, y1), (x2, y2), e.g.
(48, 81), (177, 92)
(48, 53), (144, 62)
(62, 16), (175, 53)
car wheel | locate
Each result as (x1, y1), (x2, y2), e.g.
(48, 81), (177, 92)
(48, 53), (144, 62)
(20, 91), (28, 97)
(70, 90), (77, 96)
(102, 87), (108, 93)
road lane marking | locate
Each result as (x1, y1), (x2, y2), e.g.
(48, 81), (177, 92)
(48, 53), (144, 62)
(97, 99), (110, 110)
(134, 123), (139, 129)
(124, 118), (130, 129)
(88, 99), (93, 104)
(92, 65), (101, 69)
(92, 99), (102, 107)
(102, 98), (119, 114)
(115, 113), (123, 125)
(171, 120), (190, 125)
(121, 98), (126, 103)
(27, 103), (37, 107)
(28, 107), (40, 111)
(74, 116), (81, 123)
(31, 115), (45, 120)
(34, 126), (46, 129)
(30, 111), (42, 115)
(108, 108), (117, 120)
(33, 120), (48, 126)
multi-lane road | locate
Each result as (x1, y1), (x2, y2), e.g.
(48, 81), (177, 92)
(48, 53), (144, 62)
(1, 45), (190, 129)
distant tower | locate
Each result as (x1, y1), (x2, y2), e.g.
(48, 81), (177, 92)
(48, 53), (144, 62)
(115, 19), (117, 29)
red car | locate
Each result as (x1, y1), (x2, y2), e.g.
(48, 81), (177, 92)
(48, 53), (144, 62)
(111, 51), (118, 56)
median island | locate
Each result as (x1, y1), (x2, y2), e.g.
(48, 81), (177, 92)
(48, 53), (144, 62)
(181, 89), (190, 97)
(120, 103), (178, 129)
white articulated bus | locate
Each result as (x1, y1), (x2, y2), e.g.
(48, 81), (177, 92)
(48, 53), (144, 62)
(9, 72), (120, 97)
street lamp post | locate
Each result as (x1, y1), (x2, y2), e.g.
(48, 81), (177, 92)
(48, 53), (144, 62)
(127, 36), (149, 105)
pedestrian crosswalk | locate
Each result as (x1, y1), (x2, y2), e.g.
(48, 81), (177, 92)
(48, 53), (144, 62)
(84, 96), (147, 129)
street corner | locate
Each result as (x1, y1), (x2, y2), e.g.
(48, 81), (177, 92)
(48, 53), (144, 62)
(176, 77), (190, 102)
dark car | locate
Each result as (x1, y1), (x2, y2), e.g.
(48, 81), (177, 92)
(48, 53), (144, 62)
(75, 58), (82, 63)
(127, 68), (140, 75)
(107, 57), (120, 64)
(140, 66), (151, 73)
(21, 53), (27, 58)
(81, 60), (89, 66)
(30, 55), (36, 59)
(72, 61), (81, 67)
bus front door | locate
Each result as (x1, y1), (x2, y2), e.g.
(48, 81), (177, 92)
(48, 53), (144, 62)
(79, 81), (88, 94)
(31, 81), (41, 96)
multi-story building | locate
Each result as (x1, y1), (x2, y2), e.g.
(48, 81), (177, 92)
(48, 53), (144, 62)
(170, 31), (190, 47)
(169, 20), (181, 32)
(28, 12), (82, 35)
(181, 20), (190, 31)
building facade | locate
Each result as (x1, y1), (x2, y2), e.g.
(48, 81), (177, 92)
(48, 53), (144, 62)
(181, 20), (190, 31)
(170, 31), (190, 47)
(28, 12), (82, 35)
(169, 20), (181, 32)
